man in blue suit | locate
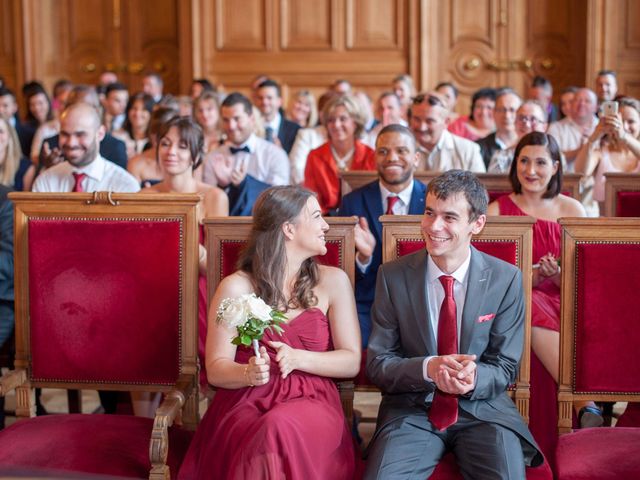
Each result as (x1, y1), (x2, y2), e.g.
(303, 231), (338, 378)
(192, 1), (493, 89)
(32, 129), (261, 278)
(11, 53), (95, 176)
(338, 124), (426, 347)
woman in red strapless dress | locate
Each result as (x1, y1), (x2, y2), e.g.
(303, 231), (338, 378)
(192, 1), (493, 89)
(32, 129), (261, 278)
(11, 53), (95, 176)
(179, 186), (361, 480)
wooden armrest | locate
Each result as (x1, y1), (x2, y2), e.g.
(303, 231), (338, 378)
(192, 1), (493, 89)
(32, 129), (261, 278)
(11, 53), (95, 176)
(0, 369), (27, 396)
(149, 376), (193, 480)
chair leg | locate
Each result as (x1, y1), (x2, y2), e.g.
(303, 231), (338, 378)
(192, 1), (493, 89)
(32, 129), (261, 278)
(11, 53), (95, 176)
(67, 390), (82, 413)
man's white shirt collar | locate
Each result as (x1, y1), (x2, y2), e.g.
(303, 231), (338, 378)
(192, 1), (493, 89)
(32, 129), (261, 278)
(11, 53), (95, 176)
(427, 247), (471, 286)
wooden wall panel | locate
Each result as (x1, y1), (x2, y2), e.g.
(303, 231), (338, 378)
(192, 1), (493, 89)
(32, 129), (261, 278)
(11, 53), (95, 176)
(346, 0), (401, 50)
(215, 0), (269, 51)
(0, 0), (19, 90)
(450, 0), (495, 47)
(281, 0), (333, 50)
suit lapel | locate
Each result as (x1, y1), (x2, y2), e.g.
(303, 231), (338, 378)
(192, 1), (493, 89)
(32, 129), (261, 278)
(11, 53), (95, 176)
(408, 179), (426, 215)
(460, 247), (491, 353)
(362, 182), (384, 241)
(405, 250), (436, 353)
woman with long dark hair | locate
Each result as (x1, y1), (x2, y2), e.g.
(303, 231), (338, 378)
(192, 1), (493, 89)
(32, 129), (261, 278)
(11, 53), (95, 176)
(180, 185), (360, 480)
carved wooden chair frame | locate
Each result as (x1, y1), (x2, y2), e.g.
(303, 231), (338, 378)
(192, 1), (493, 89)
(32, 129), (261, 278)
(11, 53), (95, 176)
(603, 172), (640, 217)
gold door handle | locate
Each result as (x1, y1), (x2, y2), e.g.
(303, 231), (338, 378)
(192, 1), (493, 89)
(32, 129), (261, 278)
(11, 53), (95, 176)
(81, 63), (97, 73)
(540, 58), (554, 70)
(487, 60), (512, 71)
(463, 57), (482, 71)
(128, 62), (145, 74)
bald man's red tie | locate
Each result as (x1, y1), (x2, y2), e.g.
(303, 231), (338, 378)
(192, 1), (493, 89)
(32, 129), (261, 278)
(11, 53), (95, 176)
(72, 172), (86, 193)
(430, 275), (459, 431)
(386, 195), (399, 215)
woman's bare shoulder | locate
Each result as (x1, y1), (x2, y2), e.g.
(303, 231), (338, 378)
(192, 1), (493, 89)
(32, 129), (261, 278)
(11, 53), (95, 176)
(217, 271), (254, 298)
(557, 194), (587, 217)
(317, 264), (351, 289)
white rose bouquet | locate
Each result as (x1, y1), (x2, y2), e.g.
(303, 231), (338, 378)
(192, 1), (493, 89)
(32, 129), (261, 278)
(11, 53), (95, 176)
(216, 293), (286, 357)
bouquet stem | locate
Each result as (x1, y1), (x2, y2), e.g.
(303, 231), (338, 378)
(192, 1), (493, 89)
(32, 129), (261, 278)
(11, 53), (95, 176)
(252, 339), (260, 358)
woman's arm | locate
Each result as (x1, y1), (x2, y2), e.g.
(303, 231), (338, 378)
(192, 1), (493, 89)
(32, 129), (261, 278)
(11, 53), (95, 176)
(269, 267), (361, 379)
(205, 273), (271, 388)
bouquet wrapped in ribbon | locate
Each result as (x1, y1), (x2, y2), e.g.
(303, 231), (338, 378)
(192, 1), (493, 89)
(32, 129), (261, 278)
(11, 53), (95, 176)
(216, 293), (286, 357)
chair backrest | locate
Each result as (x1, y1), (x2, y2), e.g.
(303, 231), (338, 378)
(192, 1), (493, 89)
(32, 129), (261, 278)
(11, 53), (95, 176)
(10, 192), (200, 424)
(204, 216), (357, 300)
(381, 214), (534, 420)
(341, 171), (581, 202)
(557, 217), (640, 433)
(603, 173), (640, 217)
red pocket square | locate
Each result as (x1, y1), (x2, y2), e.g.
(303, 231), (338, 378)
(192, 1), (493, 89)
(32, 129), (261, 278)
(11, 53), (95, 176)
(477, 313), (496, 323)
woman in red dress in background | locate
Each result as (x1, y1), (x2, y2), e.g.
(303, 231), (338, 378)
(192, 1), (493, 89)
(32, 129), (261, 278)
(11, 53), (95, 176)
(304, 94), (375, 214)
(179, 186), (360, 480)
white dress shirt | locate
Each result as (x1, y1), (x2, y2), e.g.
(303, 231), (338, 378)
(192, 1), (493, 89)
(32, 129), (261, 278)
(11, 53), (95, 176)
(203, 133), (290, 186)
(422, 250), (471, 382)
(32, 155), (140, 193)
(419, 130), (486, 173)
(547, 116), (599, 171)
(289, 125), (328, 184)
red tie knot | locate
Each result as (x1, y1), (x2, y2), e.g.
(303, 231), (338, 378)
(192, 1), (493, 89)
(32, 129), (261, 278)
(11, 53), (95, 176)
(72, 172), (87, 193)
(386, 195), (399, 215)
(439, 275), (455, 298)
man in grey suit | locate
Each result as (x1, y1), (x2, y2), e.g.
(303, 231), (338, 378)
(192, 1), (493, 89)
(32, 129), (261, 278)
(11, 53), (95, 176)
(365, 170), (542, 479)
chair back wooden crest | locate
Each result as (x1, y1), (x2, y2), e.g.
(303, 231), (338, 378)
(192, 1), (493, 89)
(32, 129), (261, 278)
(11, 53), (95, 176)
(603, 172), (640, 217)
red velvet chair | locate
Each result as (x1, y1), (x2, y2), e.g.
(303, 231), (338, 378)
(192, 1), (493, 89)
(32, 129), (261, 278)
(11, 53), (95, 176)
(203, 215), (358, 425)
(0, 192), (201, 479)
(603, 172), (640, 217)
(554, 218), (640, 480)
(379, 214), (552, 479)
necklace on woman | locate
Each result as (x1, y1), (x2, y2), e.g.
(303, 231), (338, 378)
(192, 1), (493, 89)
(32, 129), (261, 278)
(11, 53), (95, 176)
(330, 145), (354, 171)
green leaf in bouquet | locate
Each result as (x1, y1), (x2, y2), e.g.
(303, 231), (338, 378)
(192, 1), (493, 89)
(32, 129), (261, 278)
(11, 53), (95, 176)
(240, 334), (252, 346)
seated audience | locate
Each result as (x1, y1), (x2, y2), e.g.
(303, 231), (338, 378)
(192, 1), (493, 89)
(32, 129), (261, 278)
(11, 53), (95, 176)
(548, 88), (599, 170)
(331, 78), (353, 95)
(487, 132), (602, 427)
(142, 116), (228, 401)
(32, 102), (139, 193)
(410, 93), (485, 172)
(255, 79), (301, 153)
(127, 106), (177, 187)
(304, 94), (375, 213)
(365, 169), (543, 479)
(338, 124), (426, 347)
(476, 88), (522, 170)
(51, 79), (73, 119)
(103, 82), (129, 132)
(286, 89), (317, 129)
(574, 97), (640, 216)
(595, 69), (618, 105)
(559, 86), (578, 120)
(289, 90), (337, 184)
(528, 75), (559, 123)
(202, 92), (290, 187)
(142, 72), (164, 104)
(23, 83), (54, 131)
(392, 74), (416, 120)
(364, 91), (406, 147)
(447, 87), (496, 141)
(179, 185), (360, 479)
(0, 117), (30, 190)
(0, 185), (13, 429)
(435, 81), (460, 122)
(0, 87), (34, 157)
(190, 78), (216, 100)
(112, 92), (154, 158)
(193, 90), (224, 153)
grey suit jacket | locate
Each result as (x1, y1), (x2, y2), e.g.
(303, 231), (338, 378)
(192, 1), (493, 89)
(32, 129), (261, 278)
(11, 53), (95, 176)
(366, 247), (542, 467)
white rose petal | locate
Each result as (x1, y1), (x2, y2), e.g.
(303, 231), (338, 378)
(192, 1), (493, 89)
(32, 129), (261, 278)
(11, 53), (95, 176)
(220, 300), (247, 328)
(245, 295), (273, 322)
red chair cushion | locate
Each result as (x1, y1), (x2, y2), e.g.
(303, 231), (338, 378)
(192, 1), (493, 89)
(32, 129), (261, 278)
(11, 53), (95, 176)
(431, 452), (552, 479)
(555, 428), (640, 479)
(28, 219), (181, 385)
(616, 191), (640, 217)
(0, 414), (193, 478)
(574, 243), (640, 393)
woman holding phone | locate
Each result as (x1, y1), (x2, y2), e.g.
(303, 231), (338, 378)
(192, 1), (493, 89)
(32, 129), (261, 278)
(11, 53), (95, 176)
(575, 97), (640, 216)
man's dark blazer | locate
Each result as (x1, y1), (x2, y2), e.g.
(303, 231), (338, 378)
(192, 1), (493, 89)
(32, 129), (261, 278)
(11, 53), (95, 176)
(15, 121), (35, 159)
(41, 133), (128, 169)
(337, 179), (427, 347)
(366, 247), (543, 467)
(0, 186), (14, 347)
(476, 132), (500, 170)
(227, 175), (270, 216)
(277, 117), (301, 154)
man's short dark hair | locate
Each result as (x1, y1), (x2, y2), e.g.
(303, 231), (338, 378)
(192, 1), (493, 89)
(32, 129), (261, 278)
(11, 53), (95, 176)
(509, 131), (563, 199)
(376, 124), (416, 151)
(427, 170), (488, 221)
(561, 86), (579, 95)
(597, 69), (617, 78)
(105, 82), (128, 96)
(469, 88), (497, 121)
(144, 72), (163, 86)
(257, 79), (282, 98)
(221, 92), (253, 115)
(531, 75), (552, 89)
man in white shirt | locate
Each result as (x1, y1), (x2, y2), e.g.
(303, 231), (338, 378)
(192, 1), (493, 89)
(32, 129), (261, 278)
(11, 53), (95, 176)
(202, 92), (290, 187)
(595, 70), (618, 105)
(142, 73), (164, 104)
(32, 103), (139, 193)
(547, 88), (599, 171)
(364, 92), (407, 148)
(410, 93), (485, 173)
(104, 82), (129, 132)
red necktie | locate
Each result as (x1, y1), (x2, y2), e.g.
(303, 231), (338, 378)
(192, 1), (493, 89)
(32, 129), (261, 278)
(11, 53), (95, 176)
(429, 275), (459, 431)
(72, 172), (87, 192)
(386, 195), (399, 215)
